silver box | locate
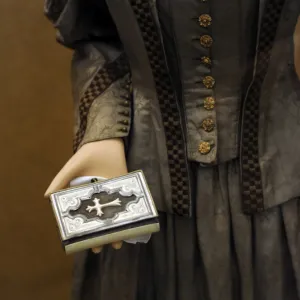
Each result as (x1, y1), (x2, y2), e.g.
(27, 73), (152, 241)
(50, 171), (160, 254)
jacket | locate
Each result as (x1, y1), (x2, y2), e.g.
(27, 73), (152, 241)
(45, 0), (300, 217)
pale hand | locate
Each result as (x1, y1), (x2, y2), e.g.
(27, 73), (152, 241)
(44, 138), (128, 253)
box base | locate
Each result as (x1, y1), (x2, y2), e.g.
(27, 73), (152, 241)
(64, 221), (160, 254)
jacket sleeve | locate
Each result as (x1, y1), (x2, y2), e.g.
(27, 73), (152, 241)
(44, 0), (132, 152)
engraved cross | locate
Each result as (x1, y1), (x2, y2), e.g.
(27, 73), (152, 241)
(86, 197), (121, 217)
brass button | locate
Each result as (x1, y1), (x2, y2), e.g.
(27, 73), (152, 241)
(199, 14), (212, 28)
(122, 100), (130, 106)
(200, 35), (213, 48)
(120, 110), (130, 116)
(120, 119), (129, 125)
(127, 85), (133, 94)
(119, 127), (128, 133)
(198, 141), (211, 154)
(203, 76), (215, 89)
(204, 97), (215, 110)
(201, 56), (212, 66)
(201, 118), (215, 132)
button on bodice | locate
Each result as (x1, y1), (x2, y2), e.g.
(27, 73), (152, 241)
(198, 142), (211, 154)
(204, 97), (215, 110)
(203, 76), (215, 89)
(201, 118), (215, 132)
(200, 35), (213, 48)
(199, 14), (212, 28)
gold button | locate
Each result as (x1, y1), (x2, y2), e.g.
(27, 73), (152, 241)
(120, 110), (130, 116)
(201, 56), (212, 66)
(200, 35), (213, 48)
(204, 97), (215, 110)
(203, 76), (215, 89)
(199, 14), (212, 28)
(120, 119), (129, 125)
(119, 127), (128, 133)
(198, 141), (211, 154)
(201, 118), (215, 132)
(126, 83), (133, 93)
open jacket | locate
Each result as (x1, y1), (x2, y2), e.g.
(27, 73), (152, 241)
(45, 0), (300, 217)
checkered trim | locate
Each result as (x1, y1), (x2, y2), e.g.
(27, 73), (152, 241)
(44, 0), (67, 23)
(130, 0), (191, 217)
(241, 0), (286, 214)
(73, 53), (130, 152)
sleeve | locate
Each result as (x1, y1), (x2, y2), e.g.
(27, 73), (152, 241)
(44, 0), (132, 153)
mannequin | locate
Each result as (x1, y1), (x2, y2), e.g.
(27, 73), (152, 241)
(44, 1), (300, 299)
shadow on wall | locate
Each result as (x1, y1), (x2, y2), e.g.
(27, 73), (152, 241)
(0, 1), (74, 299)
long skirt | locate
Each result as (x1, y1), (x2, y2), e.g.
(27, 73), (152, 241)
(71, 159), (300, 300)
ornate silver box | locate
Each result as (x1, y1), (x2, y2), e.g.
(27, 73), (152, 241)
(50, 171), (160, 254)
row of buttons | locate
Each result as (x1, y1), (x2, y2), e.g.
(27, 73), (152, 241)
(195, 7), (216, 155)
(118, 78), (132, 133)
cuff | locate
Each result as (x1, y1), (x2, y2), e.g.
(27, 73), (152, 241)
(75, 74), (132, 151)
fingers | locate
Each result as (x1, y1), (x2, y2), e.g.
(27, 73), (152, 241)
(92, 246), (103, 254)
(111, 241), (123, 250)
(92, 241), (123, 254)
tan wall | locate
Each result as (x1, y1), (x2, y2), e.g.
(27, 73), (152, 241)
(0, 1), (73, 299)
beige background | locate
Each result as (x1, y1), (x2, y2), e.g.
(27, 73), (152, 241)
(0, 1), (73, 299)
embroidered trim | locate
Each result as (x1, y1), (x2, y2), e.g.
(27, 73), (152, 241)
(241, 0), (286, 214)
(129, 0), (191, 217)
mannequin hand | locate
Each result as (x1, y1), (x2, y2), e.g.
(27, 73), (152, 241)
(44, 138), (128, 254)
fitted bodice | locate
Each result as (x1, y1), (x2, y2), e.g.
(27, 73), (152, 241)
(156, 0), (260, 164)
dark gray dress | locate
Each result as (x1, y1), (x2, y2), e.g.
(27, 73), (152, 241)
(44, 0), (300, 299)
(71, 160), (300, 300)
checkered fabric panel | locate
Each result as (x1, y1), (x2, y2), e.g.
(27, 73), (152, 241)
(44, 0), (68, 23)
(241, 0), (286, 214)
(130, 0), (191, 217)
(73, 53), (130, 152)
